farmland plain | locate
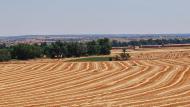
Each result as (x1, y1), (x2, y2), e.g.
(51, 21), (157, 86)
(0, 47), (190, 107)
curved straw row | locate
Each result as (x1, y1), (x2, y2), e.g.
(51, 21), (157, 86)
(0, 58), (190, 107)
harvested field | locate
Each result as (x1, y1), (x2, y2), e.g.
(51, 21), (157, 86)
(1, 48), (190, 107)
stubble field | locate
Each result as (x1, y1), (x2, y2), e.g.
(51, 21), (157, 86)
(1, 47), (190, 107)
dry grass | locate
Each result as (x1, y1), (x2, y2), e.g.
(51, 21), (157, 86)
(1, 47), (190, 106)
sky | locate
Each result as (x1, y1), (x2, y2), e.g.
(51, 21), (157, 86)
(0, 0), (190, 36)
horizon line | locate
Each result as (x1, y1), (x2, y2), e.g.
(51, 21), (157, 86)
(1, 33), (190, 37)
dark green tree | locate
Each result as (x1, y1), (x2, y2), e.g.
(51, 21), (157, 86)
(97, 38), (111, 55)
(47, 41), (66, 58)
(11, 44), (42, 60)
(87, 40), (99, 55)
(0, 49), (11, 62)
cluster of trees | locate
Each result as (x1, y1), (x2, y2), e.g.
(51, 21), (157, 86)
(43, 38), (111, 58)
(112, 38), (190, 47)
(0, 38), (112, 61)
(11, 44), (42, 60)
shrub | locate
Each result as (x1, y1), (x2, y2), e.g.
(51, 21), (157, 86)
(109, 57), (113, 61)
(120, 53), (130, 60)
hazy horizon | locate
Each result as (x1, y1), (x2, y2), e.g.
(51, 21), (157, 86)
(0, 0), (190, 36)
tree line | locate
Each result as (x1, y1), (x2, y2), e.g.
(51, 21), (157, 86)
(0, 38), (111, 61)
(112, 38), (190, 47)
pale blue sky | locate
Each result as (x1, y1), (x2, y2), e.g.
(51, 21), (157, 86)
(0, 0), (190, 36)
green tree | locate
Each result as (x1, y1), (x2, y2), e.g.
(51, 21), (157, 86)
(47, 41), (65, 58)
(0, 49), (11, 62)
(11, 44), (42, 60)
(87, 40), (99, 55)
(0, 43), (6, 49)
(97, 38), (111, 55)
(120, 48), (130, 60)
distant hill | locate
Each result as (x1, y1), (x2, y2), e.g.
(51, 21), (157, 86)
(1, 34), (190, 42)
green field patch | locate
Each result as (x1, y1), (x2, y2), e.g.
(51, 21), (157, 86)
(69, 57), (112, 62)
